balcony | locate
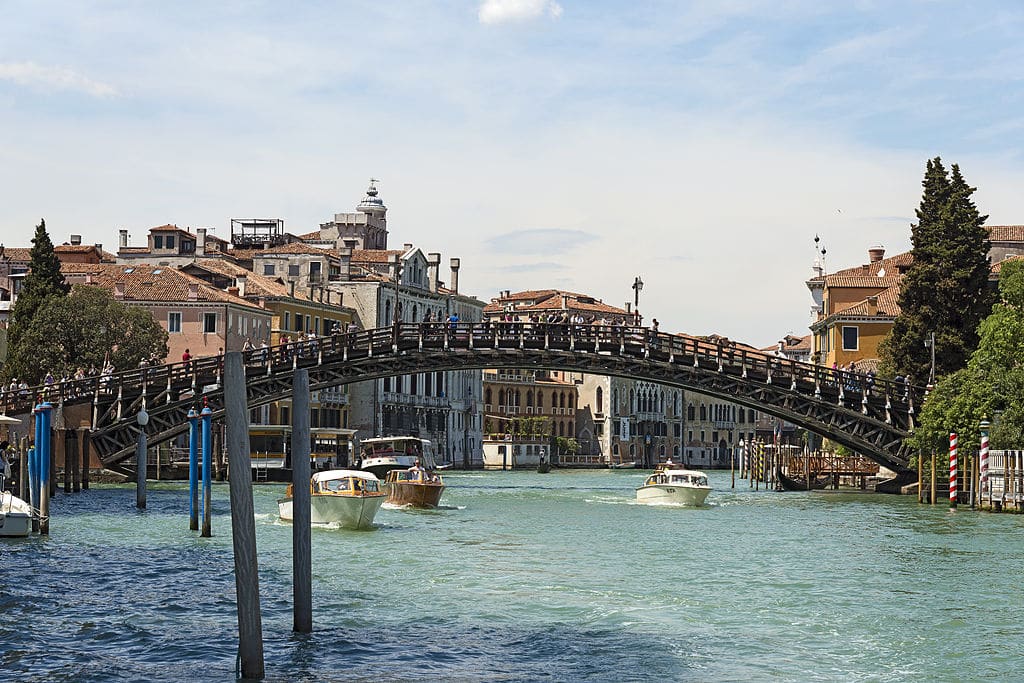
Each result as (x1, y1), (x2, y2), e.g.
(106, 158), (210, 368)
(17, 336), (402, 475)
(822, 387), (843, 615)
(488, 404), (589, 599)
(314, 389), (349, 407)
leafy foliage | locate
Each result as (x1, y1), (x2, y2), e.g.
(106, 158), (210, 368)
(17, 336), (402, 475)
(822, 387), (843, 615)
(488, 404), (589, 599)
(4, 219), (71, 381)
(9, 285), (168, 383)
(880, 158), (992, 383)
(912, 259), (1024, 455)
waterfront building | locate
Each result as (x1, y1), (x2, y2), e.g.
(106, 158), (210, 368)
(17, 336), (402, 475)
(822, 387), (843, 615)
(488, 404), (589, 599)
(60, 262), (272, 362)
(116, 224), (232, 267)
(280, 182), (485, 467)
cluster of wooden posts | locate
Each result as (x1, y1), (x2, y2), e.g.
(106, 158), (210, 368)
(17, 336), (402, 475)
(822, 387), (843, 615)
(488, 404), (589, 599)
(731, 438), (781, 490)
(916, 428), (1024, 513)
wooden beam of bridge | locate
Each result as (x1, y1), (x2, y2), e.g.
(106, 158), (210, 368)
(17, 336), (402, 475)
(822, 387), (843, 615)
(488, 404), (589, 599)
(6, 323), (922, 475)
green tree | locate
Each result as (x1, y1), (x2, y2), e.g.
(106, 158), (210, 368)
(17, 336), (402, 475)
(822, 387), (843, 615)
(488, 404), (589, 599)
(911, 259), (1024, 455)
(11, 285), (168, 382)
(881, 158), (992, 383)
(4, 219), (71, 381)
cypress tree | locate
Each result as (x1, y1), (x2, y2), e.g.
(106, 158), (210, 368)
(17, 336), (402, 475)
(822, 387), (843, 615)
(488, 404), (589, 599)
(3, 219), (71, 382)
(880, 158), (992, 383)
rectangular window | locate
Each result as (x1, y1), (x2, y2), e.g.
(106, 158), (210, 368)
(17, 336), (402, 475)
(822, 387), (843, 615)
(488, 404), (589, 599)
(288, 264), (300, 277)
(314, 317), (320, 334)
(309, 262), (322, 280)
(166, 235), (176, 249)
(263, 264), (275, 276)
(841, 325), (859, 351)
(204, 312), (217, 333)
(688, 430), (693, 442)
(153, 235), (164, 249)
(168, 312), (181, 333)
(284, 312), (290, 331)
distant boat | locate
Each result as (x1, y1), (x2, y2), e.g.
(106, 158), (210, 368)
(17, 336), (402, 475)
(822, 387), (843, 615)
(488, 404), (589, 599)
(1, 491), (32, 537)
(610, 460), (637, 469)
(357, 436), (437, 479)
(776, 467), (832, 492)
(278, 469), (385, 530)
(384, 468), (445, 508)
(636, 461), (711, 506)
(537, 458), (552, 473)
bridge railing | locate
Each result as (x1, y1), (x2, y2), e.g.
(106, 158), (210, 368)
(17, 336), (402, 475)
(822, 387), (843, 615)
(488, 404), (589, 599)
(0, 322), (925, 427)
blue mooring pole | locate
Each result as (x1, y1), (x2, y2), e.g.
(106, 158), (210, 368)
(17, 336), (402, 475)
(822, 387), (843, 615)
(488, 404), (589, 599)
(40, 402), (52, 535)
(188, 408), (199, 531)
(201, 405), (213, 537)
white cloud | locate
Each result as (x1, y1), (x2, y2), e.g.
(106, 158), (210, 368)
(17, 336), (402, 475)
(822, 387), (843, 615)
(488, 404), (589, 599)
(478, 0), (563, 25)
(0, 61), (117, 97)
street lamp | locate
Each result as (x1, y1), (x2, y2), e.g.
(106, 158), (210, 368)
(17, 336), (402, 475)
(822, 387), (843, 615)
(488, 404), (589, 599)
(632, 276), (643, 324)
(924, 331), (936, 387)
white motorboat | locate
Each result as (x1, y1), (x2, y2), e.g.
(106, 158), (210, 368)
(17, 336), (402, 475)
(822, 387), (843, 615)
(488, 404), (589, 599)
(278, 469), (385, 530)
(1, 491), (33, 537)
(636, 462), (711, 506)
(357, 437), (437, 479)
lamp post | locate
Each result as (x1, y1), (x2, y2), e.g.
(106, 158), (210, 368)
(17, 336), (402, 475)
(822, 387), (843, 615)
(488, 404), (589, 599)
(136, 407), (149, 509)
(632, 276), (644, 324)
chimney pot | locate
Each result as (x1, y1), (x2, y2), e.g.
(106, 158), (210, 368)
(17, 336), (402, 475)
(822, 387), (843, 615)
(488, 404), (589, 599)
(403, 243), (413, 251)
(227, 286), (239, 297)
(70, 234), (82, 246)
(868, 245), (885, 263)
(113, 281), (126, 299)
(236, 274), (247, 297)
(450, 257), (460, 294)
(119, 230), (128, 249)
(187, 282), (200, 301)
(197, 228), (207, 256)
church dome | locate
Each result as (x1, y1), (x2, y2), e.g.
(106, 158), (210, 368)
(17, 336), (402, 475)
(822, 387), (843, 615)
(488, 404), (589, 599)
(357, 180), (386, 215)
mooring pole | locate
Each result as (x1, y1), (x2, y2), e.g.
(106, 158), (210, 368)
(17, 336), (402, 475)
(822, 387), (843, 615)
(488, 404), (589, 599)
(930, 451), (937, 505)
(949, 432), (958, 512)
(201, 403), (213, 537)
(291, 368), (313, 633)
(81, 430), (90, 490)
(223, 351), (265, 679)
(40, 403), (52, 534)
(136, 407), (149, 510)
(188, 408), (199, 531)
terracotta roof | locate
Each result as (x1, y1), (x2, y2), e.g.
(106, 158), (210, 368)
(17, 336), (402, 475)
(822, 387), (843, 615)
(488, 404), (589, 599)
(760, 334), (812, 353)
(0, 247), (32, 262)
(350, 249), (404, 264)
(483, 289), (629, 316)
(297, 229), (322, 240)
(258, 242), (338, 257)
(832, 284), (901, 318)
(118, 246), (150, 254)
(830, 251), (913, 279)
(988, 225), (1024, 242)
(823, 275), (901, 289)
(188, 259), (310, 300)
(60, 263), (265, 311)
(992, 254), (1024, 274)
(54, 244), (118, 261)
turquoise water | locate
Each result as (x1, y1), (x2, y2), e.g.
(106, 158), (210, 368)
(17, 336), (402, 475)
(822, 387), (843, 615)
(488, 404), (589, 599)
(2, 470), (1023, 682)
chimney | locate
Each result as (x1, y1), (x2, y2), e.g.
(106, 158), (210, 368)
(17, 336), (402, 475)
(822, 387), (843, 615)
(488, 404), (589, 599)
(339, 247), (352, 281)
(626, 302), (632, 313)
(403, 243), (413, 252)
(427, 252), (441, 292)
(867, 295), (878, 316)
(85, 273), (93, 285)
(868, 245), (885, 263)
(561, 295), (568, 310)
(236, 274), (247, 297)
(862, 264), (870, 274)
(70, 234), (82, 246)
(197, 228), (207, 256)
(450, 257), (460, 294)
(187, 282), (200, 301)
(227, 286), (239, 297)
(95, 243), (102, 254)
(389, 253), (401, 283)
(343, 238), (358, 250)
(113, 281), (126, 299)
(289, 280), (296, 297)
(119, 229), (128, 248)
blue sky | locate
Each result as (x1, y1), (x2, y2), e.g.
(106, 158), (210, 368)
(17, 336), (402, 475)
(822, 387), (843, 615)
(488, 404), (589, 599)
(2, 1), (1023, 346)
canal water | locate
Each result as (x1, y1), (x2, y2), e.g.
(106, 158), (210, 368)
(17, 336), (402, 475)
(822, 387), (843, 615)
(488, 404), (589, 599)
(2, 470), (1023, 682)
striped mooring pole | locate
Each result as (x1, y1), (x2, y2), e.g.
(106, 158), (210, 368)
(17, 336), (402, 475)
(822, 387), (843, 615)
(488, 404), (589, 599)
(949, 432), (958, 511)
(980, 419), (990, 505)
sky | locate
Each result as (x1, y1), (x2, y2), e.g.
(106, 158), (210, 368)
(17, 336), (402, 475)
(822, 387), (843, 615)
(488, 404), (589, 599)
(2, 1), (1023, 347)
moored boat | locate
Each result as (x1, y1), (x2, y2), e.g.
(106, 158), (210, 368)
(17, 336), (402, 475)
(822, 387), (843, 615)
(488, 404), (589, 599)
(384, 468), (445, 508)
(278, 469), (385, 529)
(776, 467), (832, 491)
(357, 437), (437, 479)
(1, 491), (33, 537)
(636, 461), (711, 506)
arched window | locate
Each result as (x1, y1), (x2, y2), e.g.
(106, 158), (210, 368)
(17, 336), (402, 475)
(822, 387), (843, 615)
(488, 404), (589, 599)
(384, 299), (392, 325)
(596, 387), (604, 414)
(559, 422), (565, 436)
(629, 444), (636, 456)
(485, 388), (492, 405)
(412, 304), (418, 321)
(410, 373), (418, 395)
(630, 389), (635, 412)
(515, 390), (522, 407)
(612, 389), (618, 413)
(659, 445), (665, 456)
(687, 404), (695, 420)
(425, 373), (433, 395)
(700, 405), (707, 421)
(559, 393), (566, 409)
(673, 445), (680, 457)
(526, 390), (534, 407)
(568, 421), (574, 435)
(613, 443), (619, 456)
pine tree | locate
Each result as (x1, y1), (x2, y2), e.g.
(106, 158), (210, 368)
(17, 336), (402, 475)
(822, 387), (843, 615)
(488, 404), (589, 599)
(880, 158), (993, 383)
(3, 219), (71, 382)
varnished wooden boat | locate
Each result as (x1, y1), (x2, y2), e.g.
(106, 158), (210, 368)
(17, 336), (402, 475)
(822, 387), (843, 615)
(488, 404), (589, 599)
(384, 468), (445, 508)
(776, 467), (832, 491)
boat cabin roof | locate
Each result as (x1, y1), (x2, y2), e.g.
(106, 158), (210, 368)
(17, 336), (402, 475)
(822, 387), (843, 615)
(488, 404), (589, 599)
(360, 436), (432, 447)
(312, 469), (380, 483)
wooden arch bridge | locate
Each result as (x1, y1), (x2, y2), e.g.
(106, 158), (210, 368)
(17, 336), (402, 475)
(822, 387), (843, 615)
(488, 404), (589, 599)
(6, 323), (924, 484)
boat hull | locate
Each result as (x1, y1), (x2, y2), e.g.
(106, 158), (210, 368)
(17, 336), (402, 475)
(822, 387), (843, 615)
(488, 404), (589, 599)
(385, 482), (445, 508)
(1, 492), (32, 537)
(777, 468), (832, 491)
(636, 484), (711, 506)
(278, 493), (384, 529)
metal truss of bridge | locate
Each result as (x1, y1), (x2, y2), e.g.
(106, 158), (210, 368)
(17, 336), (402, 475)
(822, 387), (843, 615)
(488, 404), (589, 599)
(5, 323), (924, 477)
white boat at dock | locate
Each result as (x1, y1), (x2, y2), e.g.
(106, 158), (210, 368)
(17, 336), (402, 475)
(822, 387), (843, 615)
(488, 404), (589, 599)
(636, 461), (711, 506)
(1, 491), (33, 537)
(278, 469), (385, 530)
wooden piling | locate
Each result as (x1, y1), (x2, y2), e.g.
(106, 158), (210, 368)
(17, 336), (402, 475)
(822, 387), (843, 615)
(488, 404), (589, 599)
(137, 427), (147, 509)
(63, 430), (72, 494)
(223, 352), (265, 679)
(917, 449), (923, 504)
(291, 368), (313, 633)
(72, 429), (81, 493)
(19, 436), (28, 501)
(930, 451), (936, 505)
(81, 430), (90, 490)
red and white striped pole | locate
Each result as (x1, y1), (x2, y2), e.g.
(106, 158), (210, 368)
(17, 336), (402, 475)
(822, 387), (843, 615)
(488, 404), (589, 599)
(949, 432), (958, 511)
(980, 419), (990, 506)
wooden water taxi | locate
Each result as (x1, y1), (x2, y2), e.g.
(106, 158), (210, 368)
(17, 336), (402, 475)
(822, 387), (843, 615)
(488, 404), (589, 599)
(278, 469), (385, 529)
(384, 468), (445, 508)
(357, 437), (437, 479)
(636, 461), (711, 506)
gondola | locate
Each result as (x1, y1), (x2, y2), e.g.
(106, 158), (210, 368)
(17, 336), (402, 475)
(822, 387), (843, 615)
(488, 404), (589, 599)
(776, 467), (832, 491)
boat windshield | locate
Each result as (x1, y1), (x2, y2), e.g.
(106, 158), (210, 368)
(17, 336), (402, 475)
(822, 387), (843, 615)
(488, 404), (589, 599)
(321, 477), (380, 493)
